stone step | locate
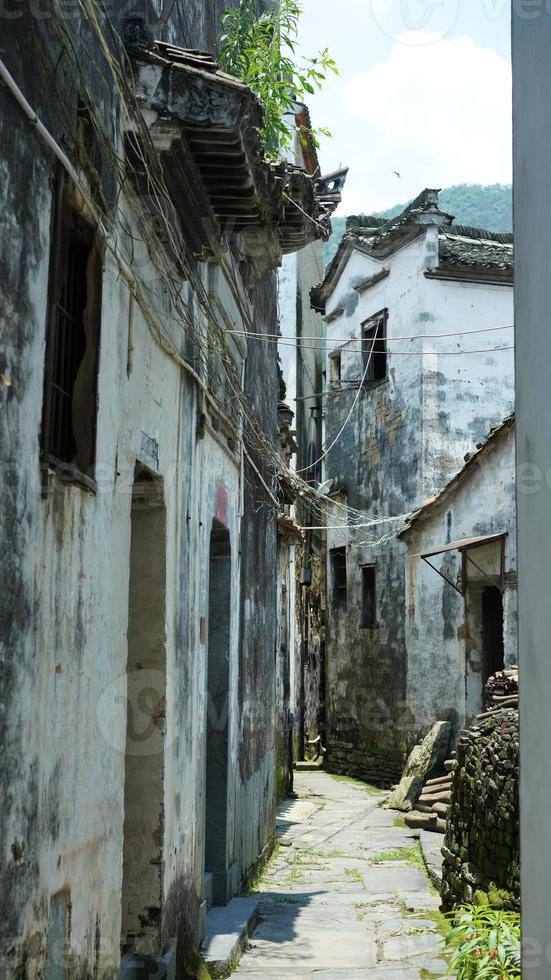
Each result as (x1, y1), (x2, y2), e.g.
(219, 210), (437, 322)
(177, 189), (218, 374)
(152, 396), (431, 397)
(418, 790), (452, 806)
(405, 810), (437, 831)
(294, 758), (325, 772)
(405, 810), (447, 835)
(202, 897), (259, 977)
(425, 774), (452, 788)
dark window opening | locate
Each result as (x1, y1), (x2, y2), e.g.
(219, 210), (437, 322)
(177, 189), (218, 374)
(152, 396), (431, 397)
(362, 565), (377, 628)
(42, 175), (102, 482)
(330, 547), (347, 606)
(362, 308), (388, 382)
(482, 586), (505, 687)
(329, 350), (341, 382)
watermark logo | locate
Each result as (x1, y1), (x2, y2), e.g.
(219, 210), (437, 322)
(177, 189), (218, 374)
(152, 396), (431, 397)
(369, 0), (460, 44)
(96, 668), (172, 757)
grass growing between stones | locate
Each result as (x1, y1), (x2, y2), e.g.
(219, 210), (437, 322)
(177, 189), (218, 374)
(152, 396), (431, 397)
(286, 849), (326, 868)
(282, 866), (307, 888)
(272, 895), (300, 904)
(327, 773), (384, 796)
(344, 867), (365, 888)
(302, 847), (349, 859)
(244, 841), (279, 895)
(368, 844), (425, 870)
(355, 902), (374, 921)
(419, 908), (450, 942)
(296, 846), (374, 862)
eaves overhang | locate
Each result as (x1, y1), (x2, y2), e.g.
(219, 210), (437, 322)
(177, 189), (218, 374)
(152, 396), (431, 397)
(425, 266), (513, 286)
(124, 26), (347, 270)
(397, 413), (515, 540)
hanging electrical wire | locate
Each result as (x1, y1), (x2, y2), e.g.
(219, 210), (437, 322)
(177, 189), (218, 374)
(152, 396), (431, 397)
(228, 323), (515, 344)
(6, 1), (473, 539)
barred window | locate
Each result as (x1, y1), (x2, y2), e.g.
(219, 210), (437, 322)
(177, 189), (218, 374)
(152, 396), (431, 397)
(330, 547), (347, 607)
(42, 174), (101, 484)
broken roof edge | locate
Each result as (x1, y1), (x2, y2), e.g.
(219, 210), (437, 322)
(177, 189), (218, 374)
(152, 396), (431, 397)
(294, 102), (320, 177)
(311, 189), (514, 314)
(125, 23), (346, 260)
(311, 188), (449, 314)
(397, 412), (515, 539)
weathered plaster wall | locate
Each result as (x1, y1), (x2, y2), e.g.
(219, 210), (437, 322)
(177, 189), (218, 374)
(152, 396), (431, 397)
(402, 425), (517, 744)
(279, 232), (327, 759)
(322, 232), (514, 784)
(275, 536), (295, 801)
(235, 270), (280, 883)
(512, 9), (551, 970)
(0, 7), (283, 977)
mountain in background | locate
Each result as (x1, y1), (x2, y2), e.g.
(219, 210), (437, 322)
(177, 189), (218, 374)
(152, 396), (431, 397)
(324, 183), (513, 267)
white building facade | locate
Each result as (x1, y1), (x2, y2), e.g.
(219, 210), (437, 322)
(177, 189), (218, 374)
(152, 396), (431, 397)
(311, 190), (515, 783)
(398, 414), (517, 739)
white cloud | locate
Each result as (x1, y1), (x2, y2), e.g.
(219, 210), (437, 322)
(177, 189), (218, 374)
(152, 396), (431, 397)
(339, 33), (512, 213)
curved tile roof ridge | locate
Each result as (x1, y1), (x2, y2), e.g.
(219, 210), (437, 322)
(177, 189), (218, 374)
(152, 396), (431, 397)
(443, 225), (513, 245)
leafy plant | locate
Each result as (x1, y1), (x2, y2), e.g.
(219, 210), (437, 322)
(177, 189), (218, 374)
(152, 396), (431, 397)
(218, 0), (337, 157)
(444, 905), (521, 979)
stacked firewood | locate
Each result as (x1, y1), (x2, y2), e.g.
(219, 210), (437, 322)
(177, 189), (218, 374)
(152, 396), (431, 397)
(404, 757), (455, 834)
(481, 666), (518, 717)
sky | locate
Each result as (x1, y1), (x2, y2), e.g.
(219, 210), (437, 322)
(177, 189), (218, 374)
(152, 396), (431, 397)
(297, 0), (512, 214)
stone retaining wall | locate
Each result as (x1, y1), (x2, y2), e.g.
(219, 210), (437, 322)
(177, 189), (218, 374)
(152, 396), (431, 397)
(328, 737), (405, 788)
(441, 708), (519, 911)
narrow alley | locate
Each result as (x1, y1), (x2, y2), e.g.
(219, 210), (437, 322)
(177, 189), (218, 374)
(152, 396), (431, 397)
(233, 772), (447, 979)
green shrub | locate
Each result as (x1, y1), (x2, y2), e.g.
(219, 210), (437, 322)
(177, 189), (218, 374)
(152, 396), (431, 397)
(445, 905), (521, 978)
(218, 0), (337, 157)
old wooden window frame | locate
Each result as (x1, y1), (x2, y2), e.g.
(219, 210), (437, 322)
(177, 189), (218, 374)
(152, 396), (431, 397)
(330, 546), (347, 607)
(329, 349), (342, 383)
(361, 307), (388, 384)
(41, 171), (102, 492)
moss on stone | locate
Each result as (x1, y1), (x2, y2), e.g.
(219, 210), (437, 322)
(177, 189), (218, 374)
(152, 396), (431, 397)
(473, 889), (490, 907)
(327, 773), (382, 796)
(487, 884), (514, 909)
(182, 947), (211, 980)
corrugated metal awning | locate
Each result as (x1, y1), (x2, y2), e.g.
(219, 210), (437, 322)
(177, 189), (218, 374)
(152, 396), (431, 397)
(413, 532), (507, 560)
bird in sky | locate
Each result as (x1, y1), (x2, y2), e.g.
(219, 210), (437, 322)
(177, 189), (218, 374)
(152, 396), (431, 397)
(392, 170), (402, 179)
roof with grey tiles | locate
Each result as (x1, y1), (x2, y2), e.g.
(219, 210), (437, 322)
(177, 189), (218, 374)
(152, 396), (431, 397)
(311, 189), (514, 311)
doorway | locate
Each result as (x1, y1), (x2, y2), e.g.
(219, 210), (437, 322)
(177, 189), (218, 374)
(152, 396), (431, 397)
(121, 472), (167, 956)
(205, 521), (231, 907)
(482, 586), (505, 686)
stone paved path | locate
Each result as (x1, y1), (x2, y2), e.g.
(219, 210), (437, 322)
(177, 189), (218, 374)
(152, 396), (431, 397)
(233, 771), (448, 979)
